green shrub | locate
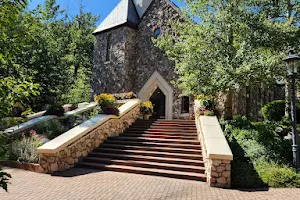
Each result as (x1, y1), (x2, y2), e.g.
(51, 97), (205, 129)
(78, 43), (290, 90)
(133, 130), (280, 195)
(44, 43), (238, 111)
(43, 104), (65, 117)
(9, 136), (40, 163)
(256, 161), (300, 188)
(225, 116), (297, 188)
(34, 119), (67, 139)
(261, 100), (285, 121)
(261, 100), (300, 123)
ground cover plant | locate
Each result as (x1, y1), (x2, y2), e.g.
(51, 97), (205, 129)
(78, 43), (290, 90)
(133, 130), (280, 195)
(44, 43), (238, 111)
(224, 116), (300, 188)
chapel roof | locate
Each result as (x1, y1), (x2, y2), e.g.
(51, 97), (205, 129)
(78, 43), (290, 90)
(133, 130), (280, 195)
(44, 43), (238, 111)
(93, 0), (144, 34)
(93, 0), (180, 34)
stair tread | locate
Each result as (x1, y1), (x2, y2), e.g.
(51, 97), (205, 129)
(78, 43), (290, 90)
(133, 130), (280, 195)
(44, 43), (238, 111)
(93, 148), (202, 158)
(100, 143), (202, 152)
(104, 140), (201, 149)
(110, 136), (200, 143)
(77, 162), (207, 178)
(82, 157), (205, 171)
(86, 152), (204, 165)
(121, 133), (198, 139)
(125, 130), (198, 136)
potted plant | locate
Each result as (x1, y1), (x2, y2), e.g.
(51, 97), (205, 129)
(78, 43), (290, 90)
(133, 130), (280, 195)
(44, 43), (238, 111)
(140, 101), (154, 120)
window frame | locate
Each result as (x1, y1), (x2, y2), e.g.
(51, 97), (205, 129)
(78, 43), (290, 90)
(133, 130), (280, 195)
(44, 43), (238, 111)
(181, 96), (190, 114)
(106, 34), (112, 62)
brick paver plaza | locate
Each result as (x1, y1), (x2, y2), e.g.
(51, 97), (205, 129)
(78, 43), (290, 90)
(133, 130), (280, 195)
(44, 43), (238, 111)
(1, 167), (299, 200)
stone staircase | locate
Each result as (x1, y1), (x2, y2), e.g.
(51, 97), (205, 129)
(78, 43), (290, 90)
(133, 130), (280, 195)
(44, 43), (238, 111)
(76, 119), (206, 181)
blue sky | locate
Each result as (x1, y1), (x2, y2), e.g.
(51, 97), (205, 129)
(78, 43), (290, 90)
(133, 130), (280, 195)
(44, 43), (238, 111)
(27, 0), (185, 25)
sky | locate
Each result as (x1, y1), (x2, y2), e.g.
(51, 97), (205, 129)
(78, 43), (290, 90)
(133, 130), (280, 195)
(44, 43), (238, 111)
(27, 0), (185, 25)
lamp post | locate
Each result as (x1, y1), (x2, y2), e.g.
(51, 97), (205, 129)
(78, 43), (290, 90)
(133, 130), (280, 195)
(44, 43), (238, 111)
(284, 50), (300, 170)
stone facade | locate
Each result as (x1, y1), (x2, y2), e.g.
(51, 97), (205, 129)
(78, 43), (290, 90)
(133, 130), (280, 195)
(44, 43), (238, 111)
(92, 0), (187, 119)
(38, 105), (140, 173)
(208, 159), (231, 188)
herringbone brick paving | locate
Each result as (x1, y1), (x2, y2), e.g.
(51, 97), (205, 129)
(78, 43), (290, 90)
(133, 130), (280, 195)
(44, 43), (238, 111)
(1, 167), (299, 200)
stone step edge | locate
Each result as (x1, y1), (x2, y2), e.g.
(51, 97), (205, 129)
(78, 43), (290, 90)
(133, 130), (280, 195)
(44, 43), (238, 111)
(76, 162), (207, 181)
(82, 157), (206, 172)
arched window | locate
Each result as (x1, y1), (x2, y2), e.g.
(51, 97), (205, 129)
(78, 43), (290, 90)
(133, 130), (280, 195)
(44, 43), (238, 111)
(106, 34), (112, 61)
(181, 96), (190, 113)
(153, 27), (161, 39)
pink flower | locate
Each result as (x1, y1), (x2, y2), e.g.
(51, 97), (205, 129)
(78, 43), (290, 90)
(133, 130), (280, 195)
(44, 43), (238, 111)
(29, 130), (37, 135)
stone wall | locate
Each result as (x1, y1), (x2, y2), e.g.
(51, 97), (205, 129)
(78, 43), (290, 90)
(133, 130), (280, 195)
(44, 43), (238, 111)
(216, 85), (285, 120)
(195, 105), (232, 188)
(207, 159), (231, 188)
(39, 105), (140, 173)
(92, 26), (129, 95)
(133, 0), (183, 118)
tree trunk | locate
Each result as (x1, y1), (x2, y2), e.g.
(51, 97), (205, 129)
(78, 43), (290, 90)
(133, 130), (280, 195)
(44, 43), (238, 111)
(225, 89), (234, 120)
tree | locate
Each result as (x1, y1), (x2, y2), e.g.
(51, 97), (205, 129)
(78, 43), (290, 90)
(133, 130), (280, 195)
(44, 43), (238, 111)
(22, 0), (98, 109)
(155, 0), (300, 118)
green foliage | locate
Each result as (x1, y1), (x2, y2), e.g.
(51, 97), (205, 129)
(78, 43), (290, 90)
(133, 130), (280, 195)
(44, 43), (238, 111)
(9, 136), (40, 163)
(261, 100), (300, 123)
(257, 161), (300, 188)
(154, 0), (295, 96)
(34, 119), (67, 139)
(43, 104), (65, 117)
(225, 116), (296, 188)
(262, 100), (285, 121)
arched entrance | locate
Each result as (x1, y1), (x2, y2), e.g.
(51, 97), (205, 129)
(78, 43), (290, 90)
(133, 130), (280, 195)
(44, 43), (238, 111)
(150, 87), (166, 119)
(138, 71), (173, 119)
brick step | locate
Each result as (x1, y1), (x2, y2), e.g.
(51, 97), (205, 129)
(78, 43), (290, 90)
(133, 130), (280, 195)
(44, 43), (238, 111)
(128, 128), (197, 133)
(123, 130), (197, 136)
(131, 126), (197, 131)
(92, 148), (203, 160)
(108, 137), (200, 145)
(100, 143), (202, 155)
(150, 125), (197, 130)
(104, 140), (201, 150)
(155, 120), (195, 124)
(121, 133), (198, 140)
(76, 162), (207, 181)
(84, 152), (205, 166)
(80, 157), (205, 173)
(151, 123), (197, 128)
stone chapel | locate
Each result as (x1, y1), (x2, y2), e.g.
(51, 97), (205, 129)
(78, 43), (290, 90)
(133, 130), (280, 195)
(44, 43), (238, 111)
(92, 0), (188, 119)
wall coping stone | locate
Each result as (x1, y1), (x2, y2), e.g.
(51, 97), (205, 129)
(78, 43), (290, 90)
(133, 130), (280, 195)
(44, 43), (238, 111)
(37, 99), (141, 154)
(3, 102), (98, 136)
(199, 116), (233, 161)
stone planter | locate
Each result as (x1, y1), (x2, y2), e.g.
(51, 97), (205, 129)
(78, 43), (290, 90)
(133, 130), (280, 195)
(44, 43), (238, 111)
(0, 160), (45, 173)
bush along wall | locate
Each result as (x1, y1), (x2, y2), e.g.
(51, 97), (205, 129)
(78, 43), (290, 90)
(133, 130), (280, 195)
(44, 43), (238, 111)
(224, 116), (300, 188)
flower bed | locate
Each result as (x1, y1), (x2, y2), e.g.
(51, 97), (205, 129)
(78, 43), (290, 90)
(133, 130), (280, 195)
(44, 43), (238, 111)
(2, 108), (99, 165)
(195, 94), (216, 116)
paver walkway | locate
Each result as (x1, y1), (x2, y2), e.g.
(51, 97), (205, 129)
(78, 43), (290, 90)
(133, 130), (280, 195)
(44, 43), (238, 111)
(1, 167), (299, 200)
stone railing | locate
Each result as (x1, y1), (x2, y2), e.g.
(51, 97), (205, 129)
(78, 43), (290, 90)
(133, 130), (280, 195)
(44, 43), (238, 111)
(4, 102), (98, 136)
(195, 106), (233, 188)
(37, 99), (141, 173)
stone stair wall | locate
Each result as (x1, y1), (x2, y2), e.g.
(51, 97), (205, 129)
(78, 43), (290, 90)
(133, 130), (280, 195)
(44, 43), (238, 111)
(38, 100), (141, 173)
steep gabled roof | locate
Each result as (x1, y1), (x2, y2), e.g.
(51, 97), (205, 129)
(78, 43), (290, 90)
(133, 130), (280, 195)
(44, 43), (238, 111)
(93, 0), (182, 34)
(133, 0), (154, 18)
(93, 0), (140, 34)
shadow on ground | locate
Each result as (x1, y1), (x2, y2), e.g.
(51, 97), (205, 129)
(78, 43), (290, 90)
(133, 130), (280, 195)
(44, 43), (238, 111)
(51, 167), (104, 177)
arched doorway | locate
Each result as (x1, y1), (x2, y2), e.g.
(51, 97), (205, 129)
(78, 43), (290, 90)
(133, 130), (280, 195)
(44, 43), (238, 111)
(150, 87), (166, 119)
(138, 71), (173, 119)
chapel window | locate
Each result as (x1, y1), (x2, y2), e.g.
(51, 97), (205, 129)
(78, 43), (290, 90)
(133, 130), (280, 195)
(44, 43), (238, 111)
(153, 27), (161, 39)
(106, 34), (112, 61)
(181, 96), (190, 113)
